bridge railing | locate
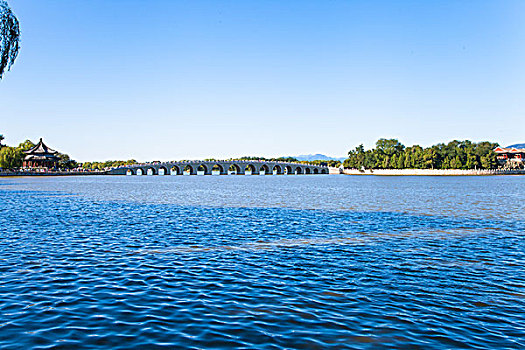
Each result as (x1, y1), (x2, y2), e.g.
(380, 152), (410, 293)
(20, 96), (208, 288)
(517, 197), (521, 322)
(112, 160), (328, 169)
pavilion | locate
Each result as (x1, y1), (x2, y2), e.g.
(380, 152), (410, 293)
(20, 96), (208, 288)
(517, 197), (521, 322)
(23, 138), (60, 169)
(494, 147), (525, 168)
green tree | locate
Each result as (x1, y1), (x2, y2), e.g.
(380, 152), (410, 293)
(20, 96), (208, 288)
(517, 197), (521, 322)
(465, 153), (479, 169)
(17, 139), (35, 151)
(363, 150), (376, 169)
(476, 141), (499, 169)
(0, 146), (22, 168)
(404, 151), (412, 168)
(375, 139), (404, 156)
(0, 0), (20, 79)
(480, 153), (497, 169)
(343, 139), (502, 170)
(396, 152), (405, 169)
(344, 144), (366, 169)
(450, 155), (462, 169)
(375, 138), (405, 169)
(58, 153), (78, 169)
(422, 148), (437, 169)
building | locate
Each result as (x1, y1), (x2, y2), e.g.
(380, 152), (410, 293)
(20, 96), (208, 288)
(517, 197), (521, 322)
(23, 138), (60, 169)
(494, 147), (525, 168)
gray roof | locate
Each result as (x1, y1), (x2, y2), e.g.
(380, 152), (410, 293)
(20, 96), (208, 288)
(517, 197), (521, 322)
(24, 138), (59, 161)
(24, 138), (58, 155)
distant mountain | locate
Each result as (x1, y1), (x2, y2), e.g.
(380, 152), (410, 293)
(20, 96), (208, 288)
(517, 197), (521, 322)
(507, 143), (525, 148)
(293, 154), (346, 162)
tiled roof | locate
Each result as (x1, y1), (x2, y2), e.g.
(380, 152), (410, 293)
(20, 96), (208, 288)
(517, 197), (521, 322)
(494, 147), (525, 153)
(24, 138), (58, 155)
(23, 138), (60, 161)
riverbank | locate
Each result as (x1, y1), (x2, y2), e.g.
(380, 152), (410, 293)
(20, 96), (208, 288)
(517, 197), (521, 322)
(2, 169), (523, 177)
(342, 168), (525, 176)
(0, 171), (107, 177)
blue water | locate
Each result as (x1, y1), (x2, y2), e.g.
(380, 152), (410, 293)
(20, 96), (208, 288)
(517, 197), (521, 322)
(0, 175), (524, 349)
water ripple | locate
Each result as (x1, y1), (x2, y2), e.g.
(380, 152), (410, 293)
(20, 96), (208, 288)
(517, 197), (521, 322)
(0, 176), (524, 349)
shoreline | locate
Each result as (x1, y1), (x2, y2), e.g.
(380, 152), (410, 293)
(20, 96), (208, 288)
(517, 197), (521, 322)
(0, 171), (108, 177)
(1, 169), (524, 177)
(342, 168), (525, 176)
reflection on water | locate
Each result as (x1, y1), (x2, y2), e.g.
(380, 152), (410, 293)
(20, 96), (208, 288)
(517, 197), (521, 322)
(0, 175), (523, 349)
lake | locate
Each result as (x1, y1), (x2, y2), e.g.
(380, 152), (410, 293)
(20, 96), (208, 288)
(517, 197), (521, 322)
(0, 175), (523, 349)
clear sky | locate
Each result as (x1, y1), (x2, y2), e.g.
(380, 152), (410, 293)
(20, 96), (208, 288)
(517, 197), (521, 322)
(1, 0), (524, 162)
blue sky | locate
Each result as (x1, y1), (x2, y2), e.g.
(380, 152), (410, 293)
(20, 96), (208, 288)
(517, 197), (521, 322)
(1, 0), (524, 161)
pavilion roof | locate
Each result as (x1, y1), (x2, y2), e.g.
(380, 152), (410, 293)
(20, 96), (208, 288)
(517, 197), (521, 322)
(24, 138), (58, 155)
(494, 147), (525, 154)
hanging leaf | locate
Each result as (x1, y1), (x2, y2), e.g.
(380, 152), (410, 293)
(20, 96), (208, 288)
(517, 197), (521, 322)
(0, 0), (20, 79)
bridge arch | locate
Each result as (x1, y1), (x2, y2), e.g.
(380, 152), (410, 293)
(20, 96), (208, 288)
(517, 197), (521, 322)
(305, 167), (311, 175)
(285, 165), (293, 175)
(245, 164), (256, 175)
(272, 164), (283, 175)
(228, 163), (241, 175)
(147, 167), (157, 176)
(295, 167), (303, 175)
(183, 164), (195, 175)
(170, 165), (182, 175)
(136, 168), (144, 176)
(259, 164), (270, 175)
(313, 168), (319, 174)
(126, 169), (135, 176)
(321, 168), (328, 174)
(197, 164), (210, 175)
(158, 166), (168, 176)
(212, 164), (226, 175)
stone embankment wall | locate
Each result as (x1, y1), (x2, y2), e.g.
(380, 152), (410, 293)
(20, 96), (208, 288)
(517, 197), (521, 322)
(342, 169), (525, 176)
(0, 171), (107, 177)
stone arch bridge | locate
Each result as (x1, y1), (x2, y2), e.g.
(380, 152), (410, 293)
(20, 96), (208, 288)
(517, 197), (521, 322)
(108, 160), (329, 176)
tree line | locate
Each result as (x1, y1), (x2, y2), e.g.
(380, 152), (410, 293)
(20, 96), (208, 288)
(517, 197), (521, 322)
(208, 156), (341, 167)
(307, 159), (342, 168)
(0, 135), (78, 169)
(343, 139), (499, 170)
(82, 160), (137, 170)
(227, 156), (300, 162)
